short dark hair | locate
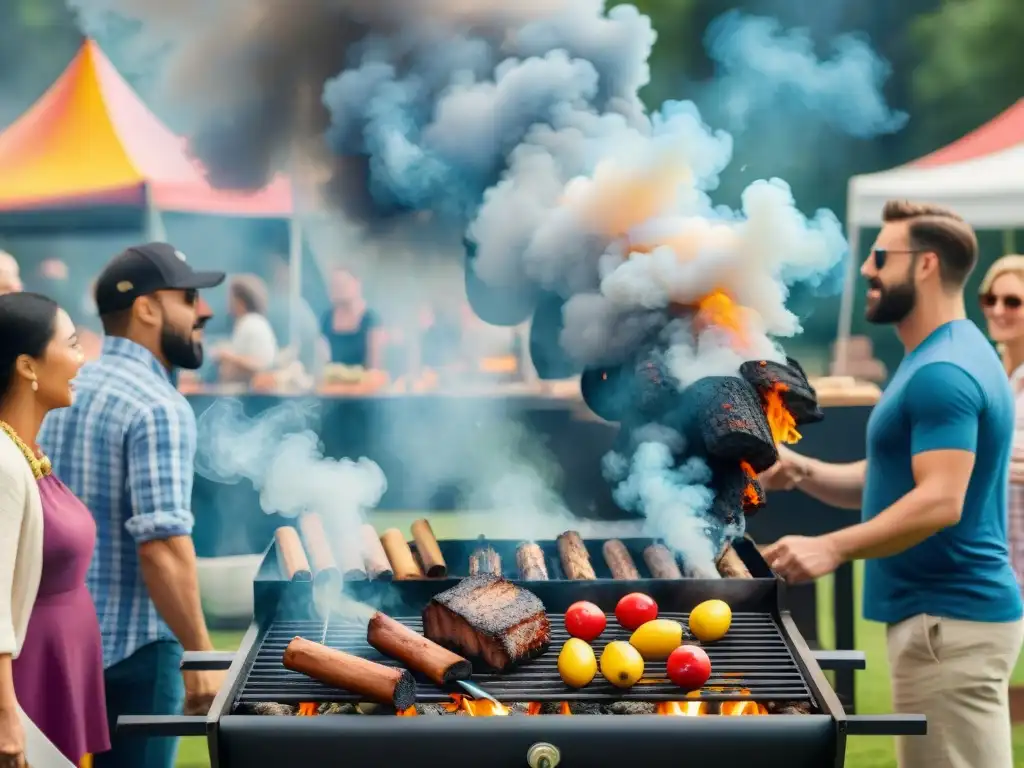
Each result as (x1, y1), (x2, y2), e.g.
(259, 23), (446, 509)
(100, 308), (133, 337)
(882, 200), (978, 287)
(0, 292), (59, 404)
(229, 274), (268, 315)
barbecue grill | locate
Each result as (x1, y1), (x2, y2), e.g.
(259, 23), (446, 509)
(120, 536), (924, 767)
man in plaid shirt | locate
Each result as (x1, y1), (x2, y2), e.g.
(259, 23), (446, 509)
(39, 243), (226, 768)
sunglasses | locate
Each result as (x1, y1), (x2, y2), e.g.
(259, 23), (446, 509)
(870, 248), (923, 270)
(980, 293), (1023, 310)
(184, 288), (198, 306)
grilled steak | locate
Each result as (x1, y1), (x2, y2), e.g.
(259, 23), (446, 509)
(422, 575), (550, 672)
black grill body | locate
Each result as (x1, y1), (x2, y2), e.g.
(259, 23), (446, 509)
(119, 538), (924, 768)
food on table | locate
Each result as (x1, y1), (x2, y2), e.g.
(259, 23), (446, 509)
(599, 641), (645, 688)
(322, 363), (367, 384)
(558, 638), (598, 688)
(422, 574), (551, 672)
(643, 543), (683, 578)
(602, 539), (641, 580)
(666, 644), (712, 691)
(366, 611), (472, 685)
(411, 519), (447, 577)
(688, 599), (732, 642)
(557, 530), (597, 579)
(564, 601), (607, 641)
(615, 592), (659, 630)
(282, 636), (417, 710)
(628, 619), (684, 660)
(516, 541), (549, 580)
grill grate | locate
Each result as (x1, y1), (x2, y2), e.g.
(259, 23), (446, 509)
(236, 612), (813, 705)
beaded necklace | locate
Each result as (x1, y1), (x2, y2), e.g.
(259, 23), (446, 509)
(0, 420), (51, 479)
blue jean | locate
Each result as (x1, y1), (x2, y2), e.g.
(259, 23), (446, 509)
(93, 640), (185, 768)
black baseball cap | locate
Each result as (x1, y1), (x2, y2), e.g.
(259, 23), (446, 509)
(94, 242), (225, 315)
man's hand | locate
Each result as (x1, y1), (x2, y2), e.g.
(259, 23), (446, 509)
(763, 535), (841, 584)
(0, 705), (25, 768)
(183, 669), (227, 716)
(759, 444), (810, 491)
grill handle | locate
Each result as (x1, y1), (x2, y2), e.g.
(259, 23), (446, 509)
(810, 650), (865, 671)
(180, 651), (235, 671)
(844, 714), (927, 737)
(116, 715), (208, 737)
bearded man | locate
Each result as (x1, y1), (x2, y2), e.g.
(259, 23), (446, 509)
(38, 243), (227, 768)
(761, 201), (1023, 768)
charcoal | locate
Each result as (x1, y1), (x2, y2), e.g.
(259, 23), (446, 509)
(568, 702), (604, 715)
(414, 703), (451, 716)
(318, 702), (357, 715)
(738, 359), (824, 426)
(246, 702), (296, 716)
(604, 701), (656, 715)
(675, 376), (776, 471)
(709, 460), (766, 524)
(766, 701), (812, 715)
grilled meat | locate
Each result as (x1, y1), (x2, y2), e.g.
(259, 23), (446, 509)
(422, 574), (550, 672)
(516, 542), (549, 580)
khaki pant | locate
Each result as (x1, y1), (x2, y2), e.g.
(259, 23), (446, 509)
(887, 614), (1024, 768)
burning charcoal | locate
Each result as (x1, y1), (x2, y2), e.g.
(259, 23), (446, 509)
(766, 701), (812, 715)
(469, 537), (502, 577)
(507, 702), (533, 716)
(739, 359), (824, 427)
(247, 702), (297, 716)
(357, 702), (397, 716)
(516, 542), (549, 580)
(567, 702), (603, 715)
(677, 376), (777, 472)
(538, 702), (565, 715)
(604, 701), (656, 715)
(709, 460), (765, 525)
(318, 702), (357, 715)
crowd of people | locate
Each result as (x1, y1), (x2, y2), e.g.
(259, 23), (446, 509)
(2, 198), (1024, 768)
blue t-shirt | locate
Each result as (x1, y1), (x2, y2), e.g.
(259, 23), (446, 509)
(862, 319), (1023, 625)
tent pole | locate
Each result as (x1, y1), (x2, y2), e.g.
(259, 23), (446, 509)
(145, 189), (167, 242)
(834, 216), (861, 376)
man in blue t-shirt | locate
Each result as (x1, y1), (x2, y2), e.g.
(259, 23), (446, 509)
(762, 200), (1024, 768)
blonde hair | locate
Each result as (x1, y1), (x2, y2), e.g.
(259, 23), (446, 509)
(978, 254), (1024, 373)
(881, 200), (979, 286)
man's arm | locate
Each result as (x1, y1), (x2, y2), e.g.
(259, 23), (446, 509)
(760, 444), (866, 510)
(126, 403), (213, 654)
(824, 362), (980, 561)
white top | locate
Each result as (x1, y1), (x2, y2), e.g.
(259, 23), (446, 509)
(230, 313), (279, 371)
(0, 430), (43, 657)
(1011, 365), (1024, 459)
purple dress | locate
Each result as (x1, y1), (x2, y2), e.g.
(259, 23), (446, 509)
(13, 474), (110, 762)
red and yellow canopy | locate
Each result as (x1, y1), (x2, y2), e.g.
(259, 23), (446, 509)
(0, 40), (294, 217)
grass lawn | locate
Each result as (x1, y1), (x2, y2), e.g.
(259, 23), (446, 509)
(175, 558), (1024, 768)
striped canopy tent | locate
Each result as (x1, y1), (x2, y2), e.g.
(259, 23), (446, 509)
(0, 39), (296, 232)
(837, 99), (1024, 372)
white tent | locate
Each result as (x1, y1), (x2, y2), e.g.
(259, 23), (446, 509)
(836, 99), (1024, 373)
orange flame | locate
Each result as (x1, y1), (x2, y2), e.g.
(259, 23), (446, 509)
(656, 701), (708, 716)
(560, 701), (573, 715)
(739, 461), (761, 510)
(721, 700), (768, 716)
(695, 290), (749, 348)
(764, 382), (801, 444)
(396, 706), (418, 717)
(296, 702), (318, 716)
(527, 702), (544, 716)
(445, 694), (510, 717)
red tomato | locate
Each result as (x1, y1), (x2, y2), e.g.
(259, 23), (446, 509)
(614, 593), (659, 630)
(564, 601), (607, 641)
(667, 645), (712, 691)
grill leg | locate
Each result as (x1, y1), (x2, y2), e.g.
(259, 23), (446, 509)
(833, 562), (856, 713)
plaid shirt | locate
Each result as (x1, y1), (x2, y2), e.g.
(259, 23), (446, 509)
(38, 337), (196, 668)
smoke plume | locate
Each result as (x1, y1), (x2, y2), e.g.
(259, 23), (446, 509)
(72, 0), (905, 571)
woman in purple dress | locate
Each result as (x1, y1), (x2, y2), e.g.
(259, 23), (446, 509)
(0, 292), (109, 767)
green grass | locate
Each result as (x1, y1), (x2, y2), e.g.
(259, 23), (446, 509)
(175, 558), (1024, 768)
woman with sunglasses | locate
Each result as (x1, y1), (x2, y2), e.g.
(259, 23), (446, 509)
(0, 293), (109, 768)
(980, 254), (1024, 590)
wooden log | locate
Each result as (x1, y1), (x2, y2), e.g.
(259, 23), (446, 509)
(557, 531), (596, 580)
(361, 524), (393, 581)
(274, 526), (311, 581)
(411, 519), (447, 577)
(298, 514), (341, 588)
(380, 528), (424, 580)
(335, 535), (367, 582)
(469, 539), (502, 577)
(282, 636), (416, 711)
(516, 542), (549, 580)
(602, 539), (640, 580)
(716, 544), (752, 579)
(643, 543), (682, 579)
(367, 612), (472, 686)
